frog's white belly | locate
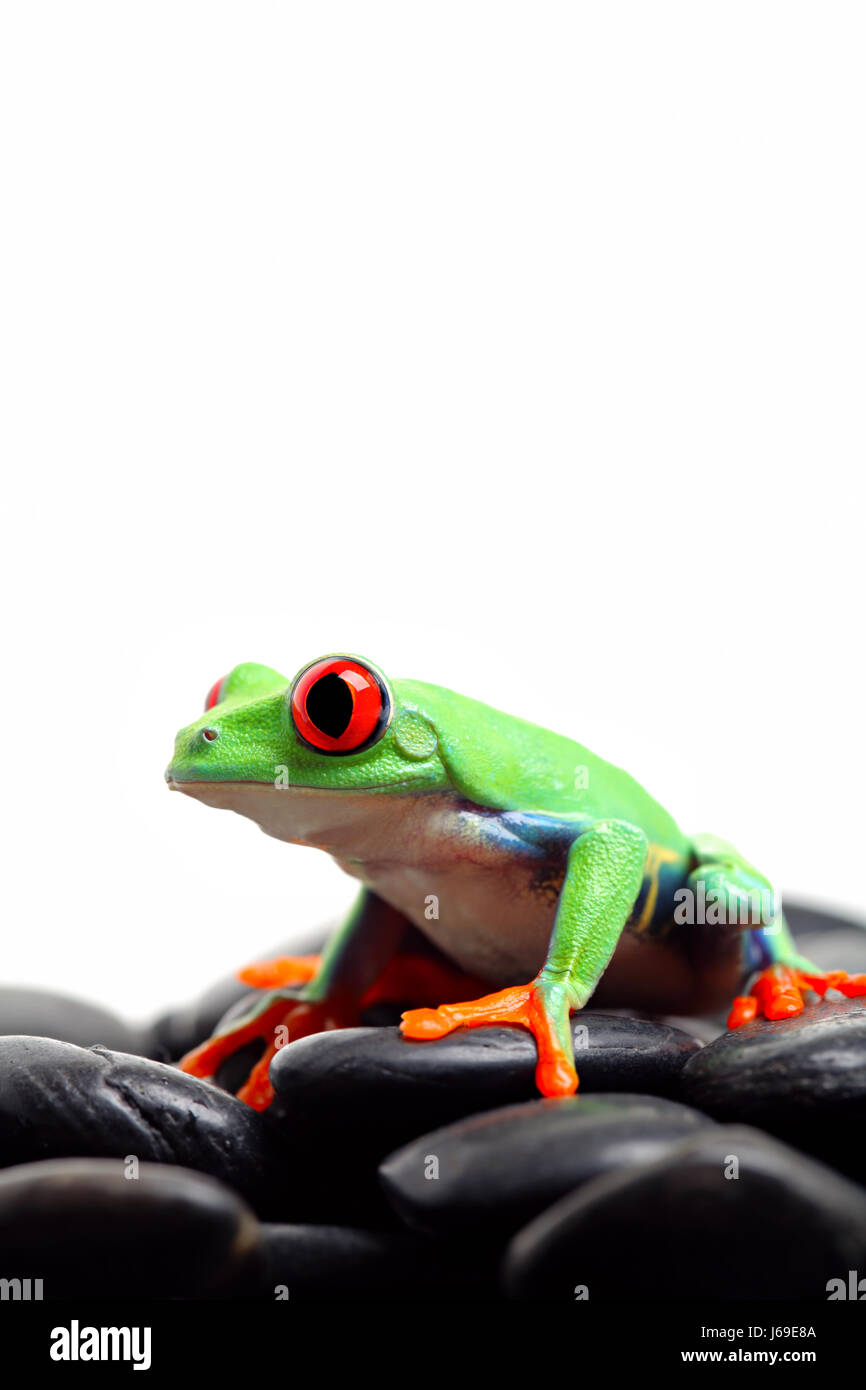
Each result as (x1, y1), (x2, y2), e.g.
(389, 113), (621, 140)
(338, 851), (557, 981)
(169, 779), (737, 1010)
(169, 781), (557, 981)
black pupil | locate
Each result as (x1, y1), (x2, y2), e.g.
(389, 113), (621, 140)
(306, 673), (354, 739)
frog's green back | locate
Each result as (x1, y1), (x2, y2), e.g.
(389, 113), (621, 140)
(397, 678), (687, 847)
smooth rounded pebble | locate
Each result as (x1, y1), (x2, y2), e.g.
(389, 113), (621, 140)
(503, 1124), (866, 1300)
(793, 928), (866, 976)
(269, 1013), (702, 1164)
(786, 902), (866, 937)
(0, 986), (150, 1056)
(681, 998), (866, 1181)
(0, 1158), (261, 1298)
(0, 1035), (295, 1218)
(260, 1223), (495, 1300)
(379, 1092), (713, 1238)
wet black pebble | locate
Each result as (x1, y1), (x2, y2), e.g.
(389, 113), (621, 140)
(503, 1125), (866, 1300)
(269, 1013), (702, 1166)
(793, 928), (866, 977)
(681, 998), (866, 1181)
(786, 902), (866, 938)
(0, 986), (150, 1056)
(0, 1035), (295, 1218)
(379, 1092), (713, 1239)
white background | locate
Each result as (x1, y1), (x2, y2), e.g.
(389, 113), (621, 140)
(1, 3), (863, 1024)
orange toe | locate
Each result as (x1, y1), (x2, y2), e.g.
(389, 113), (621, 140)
(237, 954), (321, 989)
(831, 971), (866, 998)
(236, 1045), (278, 1110)
(728, 994), (759, 1028)
(401, 984), (532, 1040)
(752, 964), (805, 1021)
(536, 1053), (578, 1097)
(400, 1006), (456, 1040)
(762, 990), (805, 1020)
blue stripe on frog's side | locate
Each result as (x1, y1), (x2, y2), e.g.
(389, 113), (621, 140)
(742, 925), (775, 975)
(453, 802), (690, 934)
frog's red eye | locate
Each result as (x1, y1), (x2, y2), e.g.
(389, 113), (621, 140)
(291, 657), (390, 754)
(204, 676), (228, 711)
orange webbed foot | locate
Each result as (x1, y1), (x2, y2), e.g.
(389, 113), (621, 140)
(401, 980), (578, 1098)
(179, 993), (352, 1111)
(728, 964), (866, 1030)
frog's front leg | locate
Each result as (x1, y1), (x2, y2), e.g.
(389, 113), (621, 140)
(401, 820), (648, 1097)
(178, 889), (409, 1109)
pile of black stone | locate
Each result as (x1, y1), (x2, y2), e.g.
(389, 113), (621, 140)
(0, 903), (864, 1300)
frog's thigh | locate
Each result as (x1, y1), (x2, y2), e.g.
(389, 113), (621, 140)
(542, 819), (648, 1007)
(595, 929), (742, 1014)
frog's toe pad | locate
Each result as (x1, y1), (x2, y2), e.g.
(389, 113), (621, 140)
(398, 1006), (457, 1039)
(808, 969), (866, 999)
(536, 1053), (580, 1097)
(728, 964), (866, 1030)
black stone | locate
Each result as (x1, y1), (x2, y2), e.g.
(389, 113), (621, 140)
(269, 1013), (702, 1166)
(260, 1223), (496, 1300)
(0, 1035), (297, 1219)
(786, 901), (866, 938)
(657, 1013), (725, 1045)
(793, 928), (866, 977)
(503, 1125), (866, 1300)
(0, 986), (150, 1056)
(681, 998), (866, 1182)
(0, 1157), (261, 1298)
(380, 1093), (713, 1239)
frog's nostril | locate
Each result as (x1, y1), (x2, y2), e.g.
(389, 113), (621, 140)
(202, 727), (219, 743)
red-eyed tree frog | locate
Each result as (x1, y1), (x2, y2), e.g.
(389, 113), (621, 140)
(165, 655), (866, 1109)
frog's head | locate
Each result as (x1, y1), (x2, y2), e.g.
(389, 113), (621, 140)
(165, 655), (455, 838)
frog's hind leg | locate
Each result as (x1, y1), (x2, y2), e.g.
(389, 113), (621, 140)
(178, 890), (410, 1110)
(685, 836), (864, 1026)
(178, 902), (486, 1109)
(729, 912), (866, 1027)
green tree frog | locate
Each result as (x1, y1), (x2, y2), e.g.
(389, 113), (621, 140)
(165, 655), (866, 1109)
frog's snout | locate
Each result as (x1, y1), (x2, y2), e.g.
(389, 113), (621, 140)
(165, 723), (221, 786)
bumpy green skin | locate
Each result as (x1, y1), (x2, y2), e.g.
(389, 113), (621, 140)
(166, 657), (804, 1064)
(170, 661), (681, 834)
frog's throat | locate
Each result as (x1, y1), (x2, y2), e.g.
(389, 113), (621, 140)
(167, 778), (446, 857)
